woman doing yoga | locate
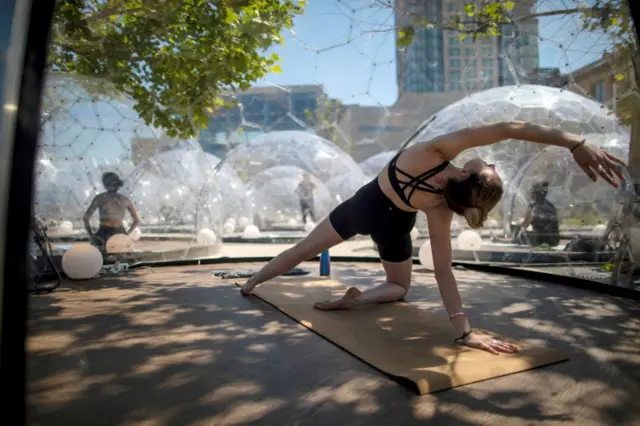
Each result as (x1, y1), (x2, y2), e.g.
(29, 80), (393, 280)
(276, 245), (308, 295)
(240, 121), (626, 354)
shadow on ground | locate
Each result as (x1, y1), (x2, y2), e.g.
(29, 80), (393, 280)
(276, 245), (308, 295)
(27, 262), (640, 426)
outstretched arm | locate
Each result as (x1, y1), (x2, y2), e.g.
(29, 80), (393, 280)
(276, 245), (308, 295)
(427, 206), (518, 354)
(430, 121), (627, 186)
(426, 206), (468, 334)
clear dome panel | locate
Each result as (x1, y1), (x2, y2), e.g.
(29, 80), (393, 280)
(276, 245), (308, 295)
(504, 144), (630, 231)
(359, 151), (396, 179)
(35, 75), (224, 259)
(224, 130), (367, 183)
(246, 166), (335, 228)
(408, 85), (627, 188)
(121, 144), (225, 247)
(325, 173), (370, 204)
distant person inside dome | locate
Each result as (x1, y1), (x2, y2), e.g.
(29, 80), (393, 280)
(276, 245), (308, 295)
(239, 121), (626, 355)
(83, 172), (140, 252)
(494, 181), (561, 247)
(296, 172), (317, 225)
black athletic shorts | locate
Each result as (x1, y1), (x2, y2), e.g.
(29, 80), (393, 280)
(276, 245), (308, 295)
(329, 178), (416, 262)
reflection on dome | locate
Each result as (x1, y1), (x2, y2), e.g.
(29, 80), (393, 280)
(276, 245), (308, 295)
(359, 151), (395, 178)
(247, 166), (335, 227)
(225, 130), (366, 183)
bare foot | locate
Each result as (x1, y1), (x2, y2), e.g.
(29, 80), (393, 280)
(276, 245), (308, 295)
(314, 287), (362, 310)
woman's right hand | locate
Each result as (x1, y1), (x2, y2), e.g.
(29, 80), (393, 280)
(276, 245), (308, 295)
(571, 143), (627, 187)
(462, 331), (520, 355)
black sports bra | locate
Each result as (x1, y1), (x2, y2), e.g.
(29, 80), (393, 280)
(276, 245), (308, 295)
(387, 150), (449, 209)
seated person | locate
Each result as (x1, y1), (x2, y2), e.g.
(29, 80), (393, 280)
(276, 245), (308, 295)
(83, 172), (140, 252)
(494, 182), (560, 247)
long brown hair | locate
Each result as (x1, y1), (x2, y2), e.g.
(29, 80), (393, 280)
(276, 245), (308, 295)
(442, 172), (503, 228)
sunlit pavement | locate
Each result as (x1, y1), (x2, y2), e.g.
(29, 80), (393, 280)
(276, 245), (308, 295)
(220, 239), (378, 259)
(26, 261), (640, 426)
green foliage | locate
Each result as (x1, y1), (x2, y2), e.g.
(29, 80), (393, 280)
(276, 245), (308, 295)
(304, 94), (349, 152)
(49, 0), (306, 138)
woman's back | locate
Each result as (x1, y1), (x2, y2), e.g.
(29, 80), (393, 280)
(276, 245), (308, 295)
(377, 143), (449, 213)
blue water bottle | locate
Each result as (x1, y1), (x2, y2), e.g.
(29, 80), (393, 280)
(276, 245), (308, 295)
(320, 250), (331, 276)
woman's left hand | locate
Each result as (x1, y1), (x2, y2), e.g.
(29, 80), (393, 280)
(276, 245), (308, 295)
(571, 143), (627, 187)
(462, 331), (520, 355)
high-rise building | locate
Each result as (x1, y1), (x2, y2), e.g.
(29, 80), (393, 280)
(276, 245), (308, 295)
(395, 0), (539, 95)
(199, 85), (325, 149)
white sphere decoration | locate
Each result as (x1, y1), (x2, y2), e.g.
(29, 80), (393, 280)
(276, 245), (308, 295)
(61, 244), (103, 280)
(287, 218), (298, 227)
(410, 227), (419, 241)
(129, 227), (142, 242)
(222, 221), (235, 234)
(418, 240), (435, 270)
(456, 230), (483, 250)
(304, 221), (316, 232)
(106, 233), (134, 253)
(58, 220), (73, 234)
(237, 216), (249, 229)
(226, 218), (237, 228)
(243, 224), (261, 239)
(196, 228), (217, 245)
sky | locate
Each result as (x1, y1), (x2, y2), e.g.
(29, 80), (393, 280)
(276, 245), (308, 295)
(255, 0), (615, 106)
(41, 0), (620, 166)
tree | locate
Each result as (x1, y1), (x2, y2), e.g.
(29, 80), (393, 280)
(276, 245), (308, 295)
(304, 93), (350, 152)
(49, 0), (306, 138)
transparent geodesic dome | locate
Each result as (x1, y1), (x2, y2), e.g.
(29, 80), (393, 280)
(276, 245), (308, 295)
(34, 74), (162, 229)
(407, 84), (627, 188)
(123, 142), (251, 224)
(325, 172), (370, 204)
(504, 135), (630, 231)
(122, 146), (226, 235)
(246, 166), (335, 227)
(359, 151), (396, 179)
(224, 130), (367, 183)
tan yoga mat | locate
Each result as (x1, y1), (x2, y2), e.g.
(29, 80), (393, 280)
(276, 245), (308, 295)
(243, 277), (569, 395)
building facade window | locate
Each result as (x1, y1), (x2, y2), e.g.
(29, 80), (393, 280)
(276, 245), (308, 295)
(449, 59), (461, 68)
(464, 48), (475, 57)
(449, 47), (460, 56)
(592, 80), (606, 103)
